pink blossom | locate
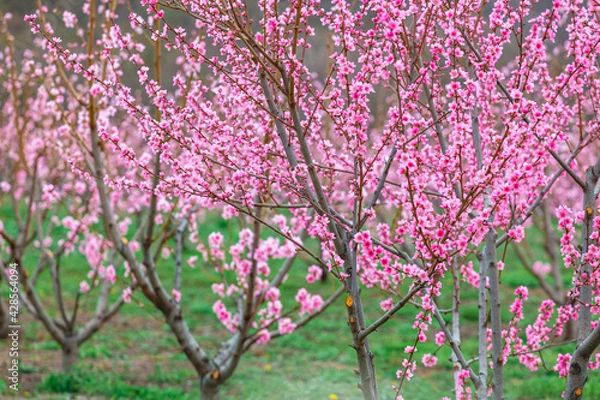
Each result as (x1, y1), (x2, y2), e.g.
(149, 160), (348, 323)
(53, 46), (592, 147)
(172, 289), (182, 303)
(295, 289), (323, 316)
(306, 265), (323, 284)
(208, 232), (224, 249)
(508, 226), (525, 243)
(422, 354), (438, 367)
(435, 332), (445, 346)
(104, 265), (116, 284)
(553, 354), (572, 377)
(277, 318), (296, 335)
(187, 256), (198, 267)
(380, 298), (394, 311)
(256, 329), (271, 344)
(79, 281), (90, 294)
(122, 287), (132, 303)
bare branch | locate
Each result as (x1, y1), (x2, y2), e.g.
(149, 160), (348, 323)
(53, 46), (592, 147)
(358, 282), (426, 341)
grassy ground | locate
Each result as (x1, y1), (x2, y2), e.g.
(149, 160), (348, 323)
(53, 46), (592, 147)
(1, 212), (599, 399)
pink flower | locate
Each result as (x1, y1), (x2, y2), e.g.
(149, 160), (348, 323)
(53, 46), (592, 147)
(404, 346), (417, 354)
(222, 205), (238, 220)
(208, 232), (224, 249)
(172, 289), (182, 303)
(553, 354), (572, 377)
(187, 256), (198, 267)
(532, 261), (551, 276)
(265, 287), (280, 302)
(508, 226), (525, 243)
(256, 329), (271, 344)
(211, 283), (225, 298)
(422, 354), (438, 367)
(79, 281), (90, 294)
(122, 287), (132, 303)
(213, 300), (235, 332)
(295, 289), (323, 315)
(514, 286), (529, 300)
(63, 11), (77, 29)
(104, 265), (116, 284)
(589, 353), (600, 370)
(278, 318), (296, 335)
(306, 265), (323, 283)
(380, 298), (394, 311)
(435, 228), (446, 239)
(435, 332), (445, 346)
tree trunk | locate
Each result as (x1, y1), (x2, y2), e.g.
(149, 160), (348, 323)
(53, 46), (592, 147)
(566, 352), (588, 400)
(345, 247), (379, 400)
(565, 324), (600, 400)
(451, 259), (462, 399)
(565, 162), (600, 399)
(477, 250), (489, 400)
(200, 374), (221, 400)
(62, 336), (79, 372)
(563, 319), (577, 342)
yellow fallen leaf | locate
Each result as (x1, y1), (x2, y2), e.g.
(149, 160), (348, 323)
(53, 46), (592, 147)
(264, 364), (272, 371)
(329, 395), (338, 400)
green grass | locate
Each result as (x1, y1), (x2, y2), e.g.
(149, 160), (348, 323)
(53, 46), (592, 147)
(1, 209), (599, 399)
(38, 367), (196, 399)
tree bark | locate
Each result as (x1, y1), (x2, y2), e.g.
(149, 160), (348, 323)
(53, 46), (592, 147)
(563, 319), (578, 342)
(451, 259), (462, 399)
(486, 230), (504, 400)
(348, 300), (379, 400)
(62, 335), (79, 372)
(477, 249), (488, 400)
(200, 374), (221, 400)
(565, 324), (600, 400)
(345, 246), (379, 400)
(566, 160), (600, 399)
(575, 166), (598, 344)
